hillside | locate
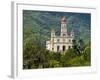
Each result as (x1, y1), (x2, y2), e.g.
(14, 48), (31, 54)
(23, 10), (91, 48)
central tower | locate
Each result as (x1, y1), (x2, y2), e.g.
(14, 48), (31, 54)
(46, 16), (74, 52)
(60, 17), (68, 37)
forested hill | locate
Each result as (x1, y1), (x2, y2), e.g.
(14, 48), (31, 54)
(23, 10), (91, 47)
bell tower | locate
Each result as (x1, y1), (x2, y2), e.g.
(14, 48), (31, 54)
(51, 29), (55, 37)
(60, 17), (68, 37)
(51, 29), (55, 51)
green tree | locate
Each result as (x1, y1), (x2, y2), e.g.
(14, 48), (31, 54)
(48, 60), (61, 67)
(60, 48), (77, 67)
(83, 46), (91, 62)
(78, 39), (85, 53)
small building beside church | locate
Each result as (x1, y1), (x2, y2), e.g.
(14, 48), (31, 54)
(46, 17), (74, 52)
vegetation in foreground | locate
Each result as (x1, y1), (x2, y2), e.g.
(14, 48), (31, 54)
(23, 39), (91, 69)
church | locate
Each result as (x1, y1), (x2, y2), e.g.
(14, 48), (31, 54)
(46, 17), (74, 52)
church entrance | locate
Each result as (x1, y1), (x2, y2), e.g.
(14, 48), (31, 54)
(62, 45), (66, 51)
(57, 46), (60, 52)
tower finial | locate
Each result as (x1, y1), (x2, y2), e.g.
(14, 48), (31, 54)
(70, 30), (74, 37)
(51, 28), (55, 32)
(61, 16), (67, 24)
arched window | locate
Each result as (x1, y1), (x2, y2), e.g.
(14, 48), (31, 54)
(57, 46), (60, 51)
(63, 34), (66, 36)
(62, 45), (66, 51)
(57, 39), (60, 42)
(68, 46), (71, 49)
(69, 39), (71, 42)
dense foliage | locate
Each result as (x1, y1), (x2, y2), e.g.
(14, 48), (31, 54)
(23, 39), (91, 69)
